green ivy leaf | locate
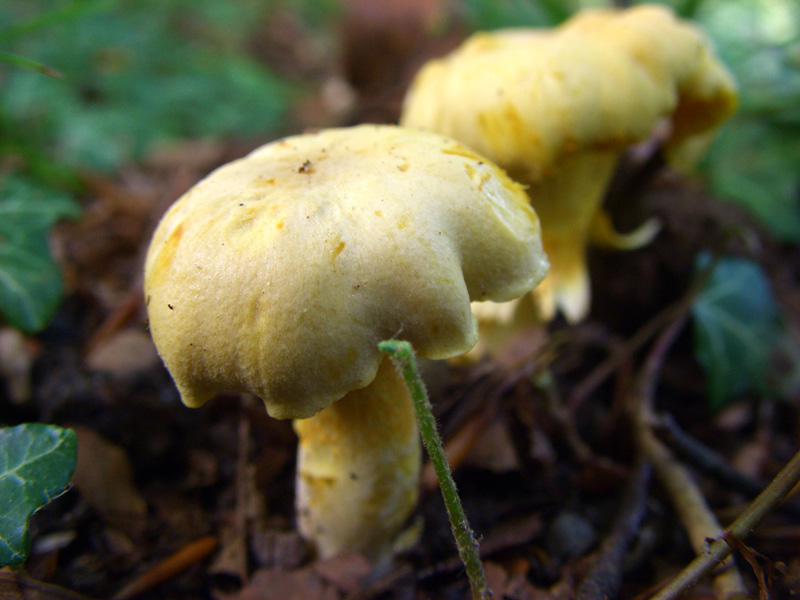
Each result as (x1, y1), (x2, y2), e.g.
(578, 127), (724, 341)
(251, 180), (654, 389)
(0, 175), (81, 332)
(694, 0), (800, 241)
(691, 254), (786, 408)
(0, 424), (78, 566)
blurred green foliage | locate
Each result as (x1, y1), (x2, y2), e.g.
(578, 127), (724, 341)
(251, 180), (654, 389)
(0, 0), (294, 331)
(694, 0), (800, 242)
(460, 0), (566, 29)
(0, 0), (292, 174)
(278, 0), (342, 29)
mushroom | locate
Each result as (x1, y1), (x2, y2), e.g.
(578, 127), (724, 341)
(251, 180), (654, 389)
(144, 124), (548, 561)
(401, 4), (737, 325)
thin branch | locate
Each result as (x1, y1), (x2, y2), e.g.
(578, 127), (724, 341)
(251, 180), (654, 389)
(635, 422), (748, 599)
(655, 414), (800, 519)
(576, 462), (652, 600)
(628, 312), (748, 600)
(567, 304), (677, 413)
(111, 536), (218, 600)
(650, 446), (800, 600)
(569, 236), (729, 414)
(0, 50), (62, 78)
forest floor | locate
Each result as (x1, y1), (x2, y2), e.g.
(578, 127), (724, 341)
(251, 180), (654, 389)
(4, 4), (800, 600)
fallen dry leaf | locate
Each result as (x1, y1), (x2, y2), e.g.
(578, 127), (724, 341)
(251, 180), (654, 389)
(70, 426), (147, 539)
(484, 561), (509, 597)
(0, 327), (36, 404)
(234, 567), (338, 600)
(0, 568), (95, 600)
(311, 552), (371, 596)
(464, 415), (521, 473)
(249, 529), (308, 571)
(480, 513), (544, 556)
(84, 328), (160, 378)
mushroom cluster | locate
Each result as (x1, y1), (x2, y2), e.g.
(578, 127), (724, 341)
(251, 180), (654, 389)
(401, 4), (738, 325)
(144, 124), (548, 561)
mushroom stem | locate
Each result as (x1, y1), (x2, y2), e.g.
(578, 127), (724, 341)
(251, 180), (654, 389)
(379, 339), (491, 600)
(293, 357), (421, 562)
(473, 150), (622, 327)
(524, 150), (617, 323)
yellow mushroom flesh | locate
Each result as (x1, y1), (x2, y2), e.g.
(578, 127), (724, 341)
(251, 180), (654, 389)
(293, 359), (420, 561)
(144, 124), (548, 560)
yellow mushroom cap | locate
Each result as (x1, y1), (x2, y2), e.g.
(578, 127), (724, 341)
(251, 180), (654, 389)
(144, 124), (548, 419)
(401, 4), (737, 324)
(400, 4), (737, 183)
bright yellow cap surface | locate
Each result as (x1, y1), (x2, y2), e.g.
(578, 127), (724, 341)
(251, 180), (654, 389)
(144, 125), (548, 419)
(401, 4), (738, 184)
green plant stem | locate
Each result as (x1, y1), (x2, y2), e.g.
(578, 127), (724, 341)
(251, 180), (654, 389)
(628, 312), (746, 599)
(0, 50), (62, 78)
(379, 340), (491, 600)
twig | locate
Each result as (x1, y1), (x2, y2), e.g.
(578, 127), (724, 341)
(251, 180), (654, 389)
(629, 312), (747, 600)
(655, 414), (800, 520)
(379, 340), (491, 600)
(568, 287), (693, 414)
(567, 323), (650, 414)
(534, 368), (593, 463)
(420, 351), (536, 494)
(568, 243), (722, 414)
(651, 446), (800, 600)
(636, 423), (748, 599)
(112, 536), (218, 600)
(720, 534), (770, 600)
(576, 462), (652, 600)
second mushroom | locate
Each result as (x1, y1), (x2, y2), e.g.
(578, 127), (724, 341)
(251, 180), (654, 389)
(401, 4), (738, 326)
(144, 124), (549, 562)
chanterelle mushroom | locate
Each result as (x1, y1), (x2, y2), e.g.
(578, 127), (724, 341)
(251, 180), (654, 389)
(144, 124), (548, 561)
(401, 4), (737, 324)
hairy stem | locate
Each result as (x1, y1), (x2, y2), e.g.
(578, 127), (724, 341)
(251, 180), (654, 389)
(379, 339), (490, 600)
